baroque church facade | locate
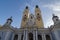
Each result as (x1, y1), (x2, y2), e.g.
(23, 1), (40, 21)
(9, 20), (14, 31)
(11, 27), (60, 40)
(0, 5), (60, 40)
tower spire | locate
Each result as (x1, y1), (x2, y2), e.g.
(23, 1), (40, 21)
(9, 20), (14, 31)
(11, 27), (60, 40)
(35, 5), (44, 28)
(21, 6), (29, 28)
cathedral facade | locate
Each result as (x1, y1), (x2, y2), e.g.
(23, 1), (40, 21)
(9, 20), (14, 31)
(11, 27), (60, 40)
(0, 5), (60, 40)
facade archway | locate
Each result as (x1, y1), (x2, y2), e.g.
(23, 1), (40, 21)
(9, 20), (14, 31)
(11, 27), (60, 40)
(28, 33), (33, 40)
(46, 35), (51, 40)
(38, 35), (42, 40)
(14, 34), (18, 40)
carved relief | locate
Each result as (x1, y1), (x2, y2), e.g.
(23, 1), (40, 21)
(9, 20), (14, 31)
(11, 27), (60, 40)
(23, 14), (27, 21)
(37, 13), (41, 21)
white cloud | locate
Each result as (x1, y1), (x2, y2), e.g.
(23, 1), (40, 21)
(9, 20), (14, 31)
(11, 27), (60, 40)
(42, 1), (60, 27)
(43, 4), (60, 12)
(44, 18), (54, 28)
(43, 2), (60, 17)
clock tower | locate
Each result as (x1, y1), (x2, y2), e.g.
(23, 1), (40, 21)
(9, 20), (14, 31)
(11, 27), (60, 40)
(21, 6), (29, 28)
(35, 5), (44, 28)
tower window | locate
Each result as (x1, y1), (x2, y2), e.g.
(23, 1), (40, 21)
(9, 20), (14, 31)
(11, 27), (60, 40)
(37, 13), (39, 15)
(37, 13), (40, 21)
(37, 16), (40, 21)
(23, 14), (27, 21)
(23, 17), (27, 21)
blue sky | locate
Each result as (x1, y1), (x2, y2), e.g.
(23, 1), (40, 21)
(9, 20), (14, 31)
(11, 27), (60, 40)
(0, 0), (60, 28)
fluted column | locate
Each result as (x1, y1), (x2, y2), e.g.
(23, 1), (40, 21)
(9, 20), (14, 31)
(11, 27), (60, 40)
(25, 30), (28, 40)
(42, 34), (46, 40)
(33, 31), (36, 40)
(23, 30), (26, 40)
(50, 34), (52, 40)
(11, 33), (14, 40)
(18, 33), (21, 40)
(36, 30), (38, 40)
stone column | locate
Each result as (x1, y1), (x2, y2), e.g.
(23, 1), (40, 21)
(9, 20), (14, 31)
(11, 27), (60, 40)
(18, 33), (21, 40)
(54, 31), (59, 40)
(5, 31), (11, 40)
(50, 34), (53, 40)
(25, 30), (28, 40)
(23, 30), (26, 40)
(42, 34), (46, 40)
(36, 30), (38, 40)
(11, 33), (14, 40)
(33, 31), (36, 40)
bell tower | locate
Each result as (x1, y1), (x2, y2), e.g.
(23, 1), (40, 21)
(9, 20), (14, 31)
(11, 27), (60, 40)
(35, 5), (44, 28)
(21, 6), (29, 28)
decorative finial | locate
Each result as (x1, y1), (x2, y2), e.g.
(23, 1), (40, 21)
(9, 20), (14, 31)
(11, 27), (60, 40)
(36, 5), (38, 8)
(26, 6), (28, 9)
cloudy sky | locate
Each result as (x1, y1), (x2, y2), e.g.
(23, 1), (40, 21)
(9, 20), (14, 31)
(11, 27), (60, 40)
(0, 0), (60, 28)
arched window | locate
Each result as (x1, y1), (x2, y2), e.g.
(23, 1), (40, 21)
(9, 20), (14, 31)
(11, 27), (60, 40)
(23, 14), (27, 21)
(46, 35), (51, 40)
(21, 35), (23, 40)
(37, 13), (41, 21)
(28, 33), (33, 40)
(14, 34), (18, 40)
(38, 35), (42, 40)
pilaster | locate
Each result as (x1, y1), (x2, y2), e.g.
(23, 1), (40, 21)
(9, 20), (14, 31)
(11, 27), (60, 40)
(11, 33), (14, 40)
(25, 30), (28, 40)
(36, 30), (38, 40)
(42, 34), (46, 40)
(18, 33), (22, 40)
(33, 31), (36, 40)
(23, 30), (26, 40)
